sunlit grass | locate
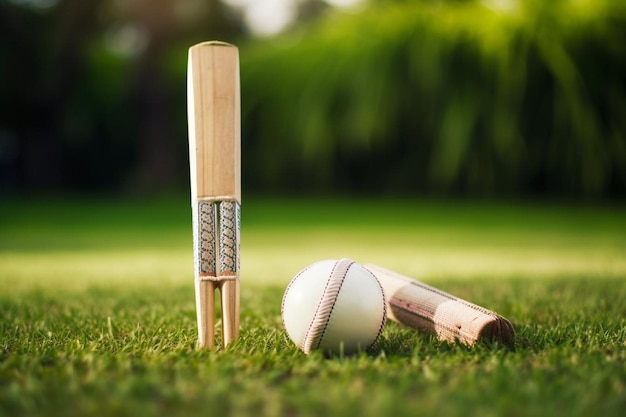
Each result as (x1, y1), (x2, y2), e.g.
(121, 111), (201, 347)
(2, 196), (624, 290)
(1, 196), (625, 416)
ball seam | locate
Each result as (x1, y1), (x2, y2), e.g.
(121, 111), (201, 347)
(363, 265), (388, 352)
(281, 261), (319, 350)
(302, 258), (353, 354)
(311, 259), (353, 352)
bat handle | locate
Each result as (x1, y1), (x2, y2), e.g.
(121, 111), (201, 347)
(218, 200), (240, 346)
(220, 278), (240, 346)
(195, 279), (216, 348)
(193, 199), (240, 348)
(194, 277), (240, 348)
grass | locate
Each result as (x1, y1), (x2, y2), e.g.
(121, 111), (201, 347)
(1, 196), (625, 416)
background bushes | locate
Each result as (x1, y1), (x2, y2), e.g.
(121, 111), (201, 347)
(1, 0), (624, 199)
(240, 0), (626, 198)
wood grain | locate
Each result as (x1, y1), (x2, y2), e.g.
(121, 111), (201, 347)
(188, 41), (241, 202)
(188, 41), (241, 348)
(366, 264), (515, 347)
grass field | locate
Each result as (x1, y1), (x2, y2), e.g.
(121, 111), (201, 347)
(1, 196), (625, 417)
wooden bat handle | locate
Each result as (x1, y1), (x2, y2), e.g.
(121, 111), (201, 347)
(365, 264), (515, 347)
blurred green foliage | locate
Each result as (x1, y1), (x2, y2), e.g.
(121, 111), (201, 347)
(0, 0), (625, 199)
(240, 0), (626, 198)
(0, 0), (246, 194)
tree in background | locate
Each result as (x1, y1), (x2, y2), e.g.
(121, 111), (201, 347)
(0, 0), (104, 190)
(1, 0), (624, 199)
(0, 0), (245, 194)
(240, 0), (626, 198)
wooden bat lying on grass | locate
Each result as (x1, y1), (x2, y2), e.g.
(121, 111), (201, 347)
(366, 264), (515, 347)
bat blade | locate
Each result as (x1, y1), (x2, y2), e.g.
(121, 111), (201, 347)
(187, 41), (241, 348)
(188, 41), (241, 202)
(365, 264), (515, 347)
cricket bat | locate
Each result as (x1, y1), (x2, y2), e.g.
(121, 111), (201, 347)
(365, 264), (515, 346)
(187, 41), (241, 348)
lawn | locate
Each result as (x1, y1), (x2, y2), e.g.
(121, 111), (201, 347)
(1, 196), (625, 417)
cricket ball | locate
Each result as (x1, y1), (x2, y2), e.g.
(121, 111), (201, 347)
(281, 258), (387, 355)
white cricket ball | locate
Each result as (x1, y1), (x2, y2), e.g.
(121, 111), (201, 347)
(281, 258), (387, 355)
